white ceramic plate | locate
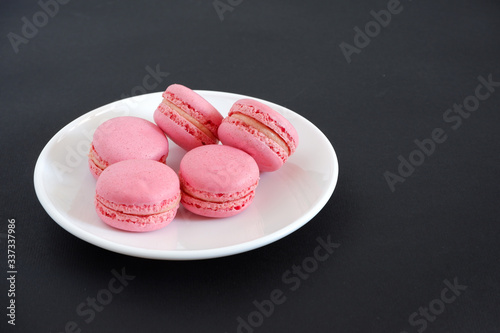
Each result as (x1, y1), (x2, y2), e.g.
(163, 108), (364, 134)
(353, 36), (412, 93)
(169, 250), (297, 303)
(34, 91), (339, 260)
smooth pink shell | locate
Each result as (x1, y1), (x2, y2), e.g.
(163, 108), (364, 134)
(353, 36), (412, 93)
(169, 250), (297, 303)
(153, 84), (223, 151)
(179, 145), (259, 217)
(218, 99), (299, 172)
(95, 159), (180, 232)
(89, 116), (169, 178)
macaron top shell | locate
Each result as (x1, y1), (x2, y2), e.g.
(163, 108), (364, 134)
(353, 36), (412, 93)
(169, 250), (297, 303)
(163, 84), (223, 136)
(179, 145), (259, 196)
(92, 116), (169, 166)
(229, 99), (299, 156)
(96, 159), (180, 210)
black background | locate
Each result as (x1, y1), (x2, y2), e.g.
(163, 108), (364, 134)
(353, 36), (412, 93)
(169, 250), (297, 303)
(1, 0), (500, 332)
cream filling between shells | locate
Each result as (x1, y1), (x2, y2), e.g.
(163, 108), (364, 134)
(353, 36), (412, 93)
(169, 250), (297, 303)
(230, 112), (290, 155)
(162, 99), (217, 142)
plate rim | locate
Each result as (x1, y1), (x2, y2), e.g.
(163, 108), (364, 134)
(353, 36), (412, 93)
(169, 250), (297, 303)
(33, 90), (339, 260)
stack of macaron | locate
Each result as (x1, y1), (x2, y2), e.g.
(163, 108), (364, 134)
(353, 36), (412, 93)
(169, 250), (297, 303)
(89, 83), (298, 232)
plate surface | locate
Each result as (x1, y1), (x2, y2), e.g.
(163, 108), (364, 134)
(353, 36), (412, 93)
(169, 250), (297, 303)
(34, 91), (339, 260)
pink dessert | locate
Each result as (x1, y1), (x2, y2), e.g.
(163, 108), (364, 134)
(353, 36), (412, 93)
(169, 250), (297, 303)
(217, 99), (299, 172)
(153, 84), (223, 151)
(88, 116), (169, 179)
(179, 145), (259, 218)
(95, 159), (180, 232)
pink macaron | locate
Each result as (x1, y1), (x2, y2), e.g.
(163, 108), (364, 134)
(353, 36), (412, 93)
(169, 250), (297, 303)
(95, 159), (180, 232)
(153, 84), (224, 151)
(88, 116), (169, 179)
(179, 145), (259, 218)
(217, 99), (299, 172)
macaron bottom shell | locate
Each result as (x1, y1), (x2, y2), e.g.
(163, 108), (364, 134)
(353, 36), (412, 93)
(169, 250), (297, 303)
(180, 190), (256, 218)
(88, 158), (104, 179)
(95, 200), (179, 232)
